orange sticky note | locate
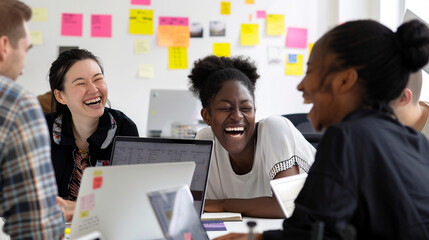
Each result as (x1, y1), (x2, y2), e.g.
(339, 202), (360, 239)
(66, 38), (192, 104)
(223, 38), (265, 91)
(245, 0), (254, 4)
(158, 25), (190, 47)
(93, 176), (103, 190)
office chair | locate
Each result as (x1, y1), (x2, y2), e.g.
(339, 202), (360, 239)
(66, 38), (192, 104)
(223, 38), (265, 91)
(282, 113), (323, 148)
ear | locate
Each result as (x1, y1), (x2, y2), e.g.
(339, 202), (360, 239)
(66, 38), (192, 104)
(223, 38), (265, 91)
(332, 68), (359, 94)
(397, 88), (412, 106)
(0, 36), (10, 62)
(53, 89), (66, 105)
(201, 108), (211, 125)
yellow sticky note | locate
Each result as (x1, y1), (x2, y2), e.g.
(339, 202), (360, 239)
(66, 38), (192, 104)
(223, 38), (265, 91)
(93, 170), (103, 177)
(285, 54), (303, 76)
(30, 31), (43, 45)
(138, 64), (154, 78)
(157, 25), (190, 47)
(245, 0), (255, 4)
(80, 211), (89, 218)
(129, 9), (153, 35)
(213, 43), (230, 57)
(168, 47), (187, 69)
(240, 24), (259, 46)
(221, 2), (231, 15)
(308, 43), (314, 57)
(266, 14), (284, 35)
(32, 8), (48, 22)
(134, 39), (149, 54)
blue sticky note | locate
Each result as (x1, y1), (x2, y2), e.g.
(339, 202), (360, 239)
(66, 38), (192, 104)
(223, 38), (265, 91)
(288, 54), (297, 64)
(202, 221), (227, 231)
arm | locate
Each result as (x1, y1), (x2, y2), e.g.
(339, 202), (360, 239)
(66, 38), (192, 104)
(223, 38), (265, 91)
(0, 95), (64, 239)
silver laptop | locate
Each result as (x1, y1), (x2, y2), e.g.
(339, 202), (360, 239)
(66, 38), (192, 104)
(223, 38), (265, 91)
(270, 174), (307, 218)
(69, 162), (195, 240)
(148, 185), (210, 240)
(110, 136), (213, 217)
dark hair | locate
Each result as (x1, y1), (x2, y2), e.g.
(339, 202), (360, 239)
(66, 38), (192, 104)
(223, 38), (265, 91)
(188, 55), (260, 108)
(0, 0), (31, 48)
(322, 19), (429, 114)
(49, 49), (104, 113)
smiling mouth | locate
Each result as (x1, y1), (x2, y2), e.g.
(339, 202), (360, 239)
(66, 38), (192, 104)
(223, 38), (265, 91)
(224, 127), (245, 137)
(84, 97), (101, 106)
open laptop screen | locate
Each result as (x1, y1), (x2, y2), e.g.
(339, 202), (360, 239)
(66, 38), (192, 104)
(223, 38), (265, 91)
(110, 136), (213, 216)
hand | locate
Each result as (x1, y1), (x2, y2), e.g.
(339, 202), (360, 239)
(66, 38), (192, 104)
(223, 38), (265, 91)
(63, 200), (76, 222)
(55, 196), (67, 216)
(204, 199), (225, 212)
(214, 233), (263, 240)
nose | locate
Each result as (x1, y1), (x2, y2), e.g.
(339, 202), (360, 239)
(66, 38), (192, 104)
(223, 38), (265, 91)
(87, 81), (98, 93)
(230, 107), (243, 120)
(297, 79), (304, 92)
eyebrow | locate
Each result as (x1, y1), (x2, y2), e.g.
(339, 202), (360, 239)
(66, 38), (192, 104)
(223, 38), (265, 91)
(71, 73), (103, 83)
(218, 99), (252, 104)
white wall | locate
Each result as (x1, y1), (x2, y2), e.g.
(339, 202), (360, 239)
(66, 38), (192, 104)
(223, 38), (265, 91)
(20, 0), (393, 136)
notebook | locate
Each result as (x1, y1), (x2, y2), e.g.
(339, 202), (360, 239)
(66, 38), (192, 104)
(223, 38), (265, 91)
(270, 174), (308, 218)
(110, 136), (213, 216)
(69, 162), (196, 240)
(148, 185), (210, 240)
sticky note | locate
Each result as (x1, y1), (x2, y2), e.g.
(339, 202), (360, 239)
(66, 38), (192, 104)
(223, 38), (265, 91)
(32, 8), (47, 22)
(288, 54), (297, 64)
(266, 14), (284, 35)
(184, 232), (192, 240)
(213, 43), (230, 57)
(91, 14), (112, 38)
(158, 25), (190, 47)
(203, 221), (227, 231)
(168, 47), (187, 69)
(286, 27), (308, 49)
(93, 176), (103, 190)
(129, 9), (153, 35)
(131, 0), (151, 5)
(93, 170), (103, 177)
(245, 0), (255, 4)
(240, 24), (259, 46)
(134, 39), (150, 54)
(256, 10), (266, 19)
(308, 43), (314, 57)
(285, 54), (303, 76)
(159, 17), (188, 26)
(80, 194), (95, 211)
(80, 211), (89, 218)
(61, 13), (83, 37)
(138, 64), (154, 78)
(221, 2), (231, 15)
(30, 31), (43, 45)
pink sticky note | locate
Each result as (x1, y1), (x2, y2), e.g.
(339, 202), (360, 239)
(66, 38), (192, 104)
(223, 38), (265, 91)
(159, 17), (189, 26)
(286, 27), (308, 49)
(256, 10), (266, 19)
(61, 13), (83, 37)
(91, 14), (112, 38)
(80, 193), (95, 211)
(93, 176), (103, 190)
(131, 0), (150, 5)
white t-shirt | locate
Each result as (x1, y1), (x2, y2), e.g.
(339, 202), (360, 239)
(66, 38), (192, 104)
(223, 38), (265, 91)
(196, 115), (316, 199)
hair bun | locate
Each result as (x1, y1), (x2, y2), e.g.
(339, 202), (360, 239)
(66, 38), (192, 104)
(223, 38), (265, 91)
(396, 19), (429, 72)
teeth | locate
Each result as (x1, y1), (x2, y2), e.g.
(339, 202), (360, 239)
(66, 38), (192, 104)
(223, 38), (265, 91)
(225, 127), (244, 132)
(84, 97), (101, 104)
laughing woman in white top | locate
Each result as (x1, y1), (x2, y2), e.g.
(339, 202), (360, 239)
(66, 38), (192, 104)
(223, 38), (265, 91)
(189, 55), (316, 218)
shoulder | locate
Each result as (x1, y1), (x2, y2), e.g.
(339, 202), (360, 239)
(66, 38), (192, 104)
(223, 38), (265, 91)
(107, 108), (136, 125)
(106, 108), (139, 135)
(195, 126), (214, 139)
(258, 115), (298, 138)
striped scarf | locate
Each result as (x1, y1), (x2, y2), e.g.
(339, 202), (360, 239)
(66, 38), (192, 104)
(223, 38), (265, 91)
(69, 150), (89, 201)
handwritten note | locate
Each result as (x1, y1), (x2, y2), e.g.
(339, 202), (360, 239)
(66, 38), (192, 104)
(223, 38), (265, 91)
(168, 47), (187, 69)
(266, 14), (284, 35)
(93, 176), (103, 190)
(30, 31), (43, 45)
(80, 193), (95, 211)
(213, 43), (231, 57)
(256, 10), (266, 19)
(32, 8), (47, 22)
(159, 17), (188, 26)
(221, 2), (231, 15)
(61, 13), (83, 37)
(131, 0), (151, 5)
(158, 17), (189, 47)
(91, 14), (112, 38)
(240, 24), (259, 46)
(286, 27), (308, 49)
(285, 54), (303, 76)
(138, 64), (154, 78)
(129, 9), (153, 35)
(134, 39), (150, 54)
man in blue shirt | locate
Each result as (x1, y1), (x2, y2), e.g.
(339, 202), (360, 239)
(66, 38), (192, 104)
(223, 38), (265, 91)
(0, 0), (64, 239)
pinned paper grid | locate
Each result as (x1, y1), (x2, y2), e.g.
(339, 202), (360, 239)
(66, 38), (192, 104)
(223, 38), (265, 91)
(286, 27), (308, 49)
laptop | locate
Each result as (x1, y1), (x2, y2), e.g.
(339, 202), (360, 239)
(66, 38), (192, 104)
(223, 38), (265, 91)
(69, 162), (196, 240)
(110, 136), (213, 216)
(270, 174), (307, 218)
(148, 185), (210, 240)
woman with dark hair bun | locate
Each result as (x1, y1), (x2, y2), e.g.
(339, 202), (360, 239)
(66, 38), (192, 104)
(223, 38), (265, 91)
(189, 55), (316, 218)
(216, 20), (429, 240)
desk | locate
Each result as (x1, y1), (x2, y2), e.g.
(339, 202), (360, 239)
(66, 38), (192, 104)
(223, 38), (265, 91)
(207, 217), (284, 239)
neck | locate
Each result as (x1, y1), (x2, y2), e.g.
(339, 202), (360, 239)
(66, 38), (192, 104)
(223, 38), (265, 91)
(228, 135), (256, 175)
(402, 102), (429, 131)
(72, 115), (99, 151)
